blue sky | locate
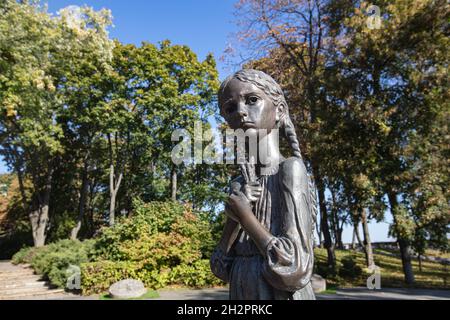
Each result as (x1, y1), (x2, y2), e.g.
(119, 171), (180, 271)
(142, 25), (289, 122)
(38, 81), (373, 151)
(0, 0), (394, 243)
(47, 0), (240, 77)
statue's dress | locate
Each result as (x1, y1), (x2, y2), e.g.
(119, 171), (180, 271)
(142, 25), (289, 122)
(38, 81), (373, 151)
(211, 157), (316, 300)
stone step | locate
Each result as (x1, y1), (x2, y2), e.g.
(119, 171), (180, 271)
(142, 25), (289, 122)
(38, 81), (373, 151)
(0, 261), (30, 266)
(0, 262), (32, 268)
(0, 274), (44, 285)
(0, 272), (38, 281)
(0, 268), (35, 277)
(0, 262), (70, 300)
(0, 283), (58, 296)
(0, 281), (49, 290)
(0, 288), (65, 300)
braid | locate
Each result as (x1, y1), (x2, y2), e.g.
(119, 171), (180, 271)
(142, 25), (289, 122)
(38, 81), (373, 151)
(279, 114), (302, 159)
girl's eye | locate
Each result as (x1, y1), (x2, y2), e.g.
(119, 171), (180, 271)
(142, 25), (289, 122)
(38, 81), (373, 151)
(247, 96), (258, 105)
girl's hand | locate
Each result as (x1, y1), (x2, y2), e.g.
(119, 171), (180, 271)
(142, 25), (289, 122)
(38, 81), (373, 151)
(243, 181), (262, 203)
(225, 190), (253, 223)
(240, 160), (261, 203)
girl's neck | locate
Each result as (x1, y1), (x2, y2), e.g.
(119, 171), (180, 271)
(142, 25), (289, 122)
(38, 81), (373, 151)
(250, 129), (284, 176)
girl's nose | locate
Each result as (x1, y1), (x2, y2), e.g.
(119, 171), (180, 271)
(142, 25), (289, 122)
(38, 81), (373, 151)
(237, 103), (248, 118)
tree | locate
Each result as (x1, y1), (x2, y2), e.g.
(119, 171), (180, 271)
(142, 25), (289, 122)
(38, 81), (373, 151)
(233, 0), (449, 282)
(0, 1), (113, 245)
(235, 0), (338, 267)
(324, 0), (449, 282)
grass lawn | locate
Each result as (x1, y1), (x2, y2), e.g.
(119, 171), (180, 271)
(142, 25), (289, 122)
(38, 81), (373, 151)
(314, 248), (450, 290)
(99, 289), (160, 300)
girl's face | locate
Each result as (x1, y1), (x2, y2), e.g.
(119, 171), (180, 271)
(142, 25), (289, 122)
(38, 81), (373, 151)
(219, 78), (278, 133)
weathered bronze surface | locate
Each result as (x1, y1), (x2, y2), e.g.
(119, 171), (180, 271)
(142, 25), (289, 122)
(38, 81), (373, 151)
(210, 69), (317, 300)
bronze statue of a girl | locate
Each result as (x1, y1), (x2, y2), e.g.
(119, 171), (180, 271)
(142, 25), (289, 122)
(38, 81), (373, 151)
(210, 69), (317, 300)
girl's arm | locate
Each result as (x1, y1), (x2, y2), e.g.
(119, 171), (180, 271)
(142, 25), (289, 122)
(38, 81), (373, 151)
(227, 194), (273, 255)
(227, 157), (315, 292)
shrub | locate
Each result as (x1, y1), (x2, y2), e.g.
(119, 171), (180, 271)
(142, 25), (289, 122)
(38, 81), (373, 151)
(314, 262), (338, 279)
(11, 246), (39, 265)
(81, 260), (141, 295)
(12, 200), (222, 294)
(79, 200), (220, 294)
(170, 260), (224, 287)
(81, 259), (223, 295)
(80, 260), (172, 295)
(92, 200), (213, 264)
(12, 239), (95, 289)
(338, 256), (363, 279)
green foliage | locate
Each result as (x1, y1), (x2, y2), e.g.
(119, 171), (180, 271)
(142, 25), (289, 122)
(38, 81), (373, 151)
(80, 200), (222, 294)
(0, 0), (224, 251)
(92, 200), (212, 261)
(12, 239), (95, 289)
(315, 248), (450, 289)
(314, 262), (338, 280)
(170, 259), (223, 287)
(338, 256), (363, 280)
(11, 200), (223, 294)
(11, 246), (38, 265)
(80, 260), (168, 295)
(237, 0), (449, 282)
(81, 259), (222, 295)
(100, 289), (159, 300)
(47, 211), (77, 242)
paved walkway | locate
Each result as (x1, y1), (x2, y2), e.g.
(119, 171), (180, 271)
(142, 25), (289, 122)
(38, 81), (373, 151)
(317, 287), (450, 300)
(2, 261), (449, 300)
(156, 287), (450, 300)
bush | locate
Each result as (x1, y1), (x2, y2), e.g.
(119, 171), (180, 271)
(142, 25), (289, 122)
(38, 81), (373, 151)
(314, 262), (338, 279)
(79, 200), (221, 294)
(80, 260), (159, 295)
(12, 200), (222, 294)
(11, 246), (39, 265)
(170, 260), (224, 287)
(92, 200), (213, 264)
(12, 239), (95, 289)
(81, 259), (223, 295)
(338, 256), (363, 279)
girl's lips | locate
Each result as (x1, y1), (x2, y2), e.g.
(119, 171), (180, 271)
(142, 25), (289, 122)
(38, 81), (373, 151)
(241, 121), (255, 128)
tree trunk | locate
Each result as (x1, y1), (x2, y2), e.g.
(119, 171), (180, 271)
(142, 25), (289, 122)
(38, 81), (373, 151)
(29, 164), (53, 247)
(70, 159), (89, 240)
(171, 167), (177, 201)
(109, 164), (122, 227)
(313, 170), (335, 268)
(388, 192), (415, 284)
(336, 227), (344, 250)
(331, 209), (339, 247)
(351, 227), (357, 250)
(315, 218), (322, 247)
(354, 220), (364, 249)
(330, 190), (344, 249)
(29, 206), (48, 247)
(108, 134), (123, 227)
(109, 183), (116, 226)
(86, 179), (96, 237)
(361, 208), (374, 267)
(418, 255), (422, 272)
(397, 237), (415, 285)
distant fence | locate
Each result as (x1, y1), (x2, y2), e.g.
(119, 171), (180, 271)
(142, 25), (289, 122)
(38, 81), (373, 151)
(342, 241), (399, 250)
